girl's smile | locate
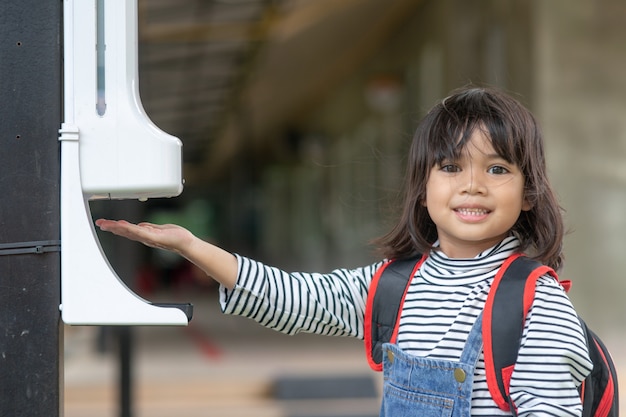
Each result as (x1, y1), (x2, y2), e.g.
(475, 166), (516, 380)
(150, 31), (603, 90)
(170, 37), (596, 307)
(454, 206), (491, 222)
(423, 127), (531, 258)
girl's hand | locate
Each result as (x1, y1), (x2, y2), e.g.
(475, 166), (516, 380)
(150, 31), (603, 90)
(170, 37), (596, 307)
(95, 219), (194, 255)
(95, 219), (238, 289)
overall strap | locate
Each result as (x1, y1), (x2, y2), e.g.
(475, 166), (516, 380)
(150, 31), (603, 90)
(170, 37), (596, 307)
(364, 255), (424, 371)
(483, 254), (558, 412)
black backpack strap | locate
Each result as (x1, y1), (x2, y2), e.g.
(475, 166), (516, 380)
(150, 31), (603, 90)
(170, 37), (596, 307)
(579, 320), (619, 417)
(483, 254), (556, 413)
(364, 255), (424, 371)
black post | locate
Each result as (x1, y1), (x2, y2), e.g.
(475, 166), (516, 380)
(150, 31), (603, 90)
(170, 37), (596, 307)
(119, 326), (134, 417)
(0, 0), (63, 416)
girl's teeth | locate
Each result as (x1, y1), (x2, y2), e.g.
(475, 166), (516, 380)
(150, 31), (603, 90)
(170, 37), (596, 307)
(457, 208), (488, 216)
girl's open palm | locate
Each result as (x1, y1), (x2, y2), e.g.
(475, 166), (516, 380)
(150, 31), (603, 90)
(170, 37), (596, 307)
(96, 219), (239, 289)
(95, 219), (194, 254)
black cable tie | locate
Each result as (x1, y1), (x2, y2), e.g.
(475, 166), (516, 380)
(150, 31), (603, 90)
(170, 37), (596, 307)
(0, 240), (62, 256)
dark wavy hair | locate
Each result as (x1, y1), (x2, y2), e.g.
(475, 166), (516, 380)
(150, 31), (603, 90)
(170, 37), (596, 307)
(374, 86), (564, 270)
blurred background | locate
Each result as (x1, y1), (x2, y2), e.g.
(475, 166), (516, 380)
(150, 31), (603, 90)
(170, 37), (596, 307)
(65, 0), (626, 416)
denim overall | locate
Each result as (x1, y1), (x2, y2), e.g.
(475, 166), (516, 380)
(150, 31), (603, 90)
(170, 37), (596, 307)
(379, 315), (483, 417)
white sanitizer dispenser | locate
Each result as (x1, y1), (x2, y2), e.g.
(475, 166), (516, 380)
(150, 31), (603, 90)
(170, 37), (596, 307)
(59, 0), (191, 325)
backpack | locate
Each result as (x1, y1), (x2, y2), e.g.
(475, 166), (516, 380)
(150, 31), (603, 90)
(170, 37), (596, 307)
(364, 253), (619, 417)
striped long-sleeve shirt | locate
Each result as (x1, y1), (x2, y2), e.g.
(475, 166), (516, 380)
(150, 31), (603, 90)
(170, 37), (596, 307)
(219, 236), (592, 416)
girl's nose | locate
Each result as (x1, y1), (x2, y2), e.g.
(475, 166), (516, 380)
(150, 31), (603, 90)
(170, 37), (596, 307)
(461, 168), (487, 195)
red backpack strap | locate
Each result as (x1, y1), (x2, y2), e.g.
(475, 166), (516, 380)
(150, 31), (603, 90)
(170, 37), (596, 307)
(364, 255), (425, 371)
(483, 254), (558, 412)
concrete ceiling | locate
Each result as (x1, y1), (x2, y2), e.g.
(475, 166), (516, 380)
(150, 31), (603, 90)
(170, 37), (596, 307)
(138, 0), (423, 186)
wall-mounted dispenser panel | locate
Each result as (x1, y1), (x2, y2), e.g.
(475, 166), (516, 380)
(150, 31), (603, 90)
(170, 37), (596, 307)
(70, 0), (183, 201)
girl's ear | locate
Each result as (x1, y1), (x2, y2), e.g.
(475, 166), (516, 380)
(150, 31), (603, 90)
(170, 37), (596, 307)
(521, 195), (533, 211)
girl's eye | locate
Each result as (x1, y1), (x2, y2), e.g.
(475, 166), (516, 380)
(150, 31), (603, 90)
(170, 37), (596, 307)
(440, 164), (460, 173)
(488, 165), (510, 175)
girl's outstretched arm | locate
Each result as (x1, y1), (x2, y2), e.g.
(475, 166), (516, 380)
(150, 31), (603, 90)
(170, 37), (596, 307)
(95, 219), (238, 289)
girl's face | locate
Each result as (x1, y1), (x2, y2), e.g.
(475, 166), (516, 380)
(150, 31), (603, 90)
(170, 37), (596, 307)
(423, 128), (531, 258)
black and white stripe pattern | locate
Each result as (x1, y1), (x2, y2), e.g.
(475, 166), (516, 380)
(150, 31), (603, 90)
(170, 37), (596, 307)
(220, 236), (592, 416)
(220, 258), (379, 338)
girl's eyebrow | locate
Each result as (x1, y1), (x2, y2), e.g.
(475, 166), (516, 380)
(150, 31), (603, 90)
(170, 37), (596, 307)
(463, 151), (510, 163)
(484, 153), (518, 166)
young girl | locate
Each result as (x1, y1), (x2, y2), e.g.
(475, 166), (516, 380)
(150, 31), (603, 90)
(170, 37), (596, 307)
(96, 86), (592, 416)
